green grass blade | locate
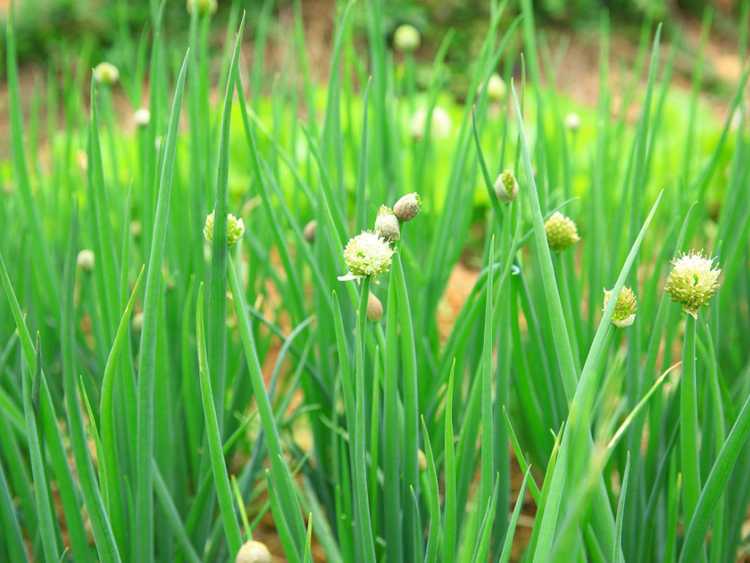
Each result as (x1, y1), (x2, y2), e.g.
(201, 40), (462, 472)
(134, 49), (190, 563)
(679, 386), (750, 560)
(195, 284), (243, 556)
(498, 467), (532, 563)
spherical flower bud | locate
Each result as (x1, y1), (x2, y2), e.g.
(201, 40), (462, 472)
(203, 211), (245, 247)
(494, 170), (518, 203)
(485, 73), (506, 102)
(418, 449), (427, 472)
(544, 212), (580, 251)
(564, 112), (581, 132)
(664, 251), (721, 318)
(76, 249), (95, 272)
(374, 206), (400, 242)
(187, 0), (218, 16)
(393, 193), (421, 223)
(603, 286), (637, 328)
(339, 231), (394, 281)
(93, 62), (119, 86)
(134, 108), (151, 127)
(394, 24), (421, 53)
(235, 540), (272, 563)
(367, 292), (383, 322)
(303, 220), (317, 243)
(409, 107), (452, 140)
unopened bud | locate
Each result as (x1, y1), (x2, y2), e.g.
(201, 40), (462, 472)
(494, 170), (518, 203)
(544, 212), (580, 251)
(374, 206), (400, 242)
(204, 211), (245, 247)
(93, 62), (119, 86)
(485, 73), (506, 102)
(235, 540), (272, 563)
(393, 193), (421, 223)
(603, 286), (637, 328)
(367, 293), (383, 322)
(303, 220), (317, 243)
(394, 24), (421, 53)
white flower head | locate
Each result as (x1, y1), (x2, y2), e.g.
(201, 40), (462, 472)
(664, 251), (721, 318)
(339, 231), (394, 281)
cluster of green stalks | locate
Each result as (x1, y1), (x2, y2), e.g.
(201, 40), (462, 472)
(2, 0), (750, 561)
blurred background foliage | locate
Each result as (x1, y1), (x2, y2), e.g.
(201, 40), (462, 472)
(0, 0), (744, 69)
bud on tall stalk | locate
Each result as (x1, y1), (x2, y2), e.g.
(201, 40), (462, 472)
(544, 212), (580, 251)
(339, 231), (394, 281)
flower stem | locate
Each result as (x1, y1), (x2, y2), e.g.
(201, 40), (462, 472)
(681, 315), (701, 523)
(352, 277), (376, 563)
